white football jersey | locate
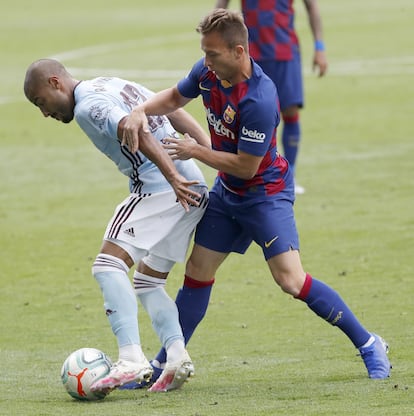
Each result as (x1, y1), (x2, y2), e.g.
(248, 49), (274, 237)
(74, 77), (206, 194)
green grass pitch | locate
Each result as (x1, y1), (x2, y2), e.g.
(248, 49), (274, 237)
(1, 0), (413, 415)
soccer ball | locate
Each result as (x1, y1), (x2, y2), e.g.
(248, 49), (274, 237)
(61, 347), (112, 401)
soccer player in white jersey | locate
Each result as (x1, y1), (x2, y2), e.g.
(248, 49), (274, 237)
(24, 59), (210, 393)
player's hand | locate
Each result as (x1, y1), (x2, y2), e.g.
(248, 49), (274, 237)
(313, 50), (328, 77)
(162, 134), (197, 160)
(122, 107), (149, 153)
(170, 175), (201, 212)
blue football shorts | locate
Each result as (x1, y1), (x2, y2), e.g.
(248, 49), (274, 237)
(194, 179), (300, 260)
(258, 45), (304, 111)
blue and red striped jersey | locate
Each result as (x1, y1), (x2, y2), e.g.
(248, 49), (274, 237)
(241, 0), (298, 61)
(177, 58), (289, 197)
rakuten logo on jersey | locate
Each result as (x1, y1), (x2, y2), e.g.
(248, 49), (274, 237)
(206, 109), (235, 140)
(241, 126), (266, 143)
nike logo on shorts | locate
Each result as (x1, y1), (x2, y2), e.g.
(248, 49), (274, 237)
(264, 236), (279, 248)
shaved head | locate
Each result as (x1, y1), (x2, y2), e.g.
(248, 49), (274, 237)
(24, 59), (78, 123)
(24, 59), (70, 101)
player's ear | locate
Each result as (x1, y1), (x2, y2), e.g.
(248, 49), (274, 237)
(48, 76), (60, 90)
(234, 44), (245, 59)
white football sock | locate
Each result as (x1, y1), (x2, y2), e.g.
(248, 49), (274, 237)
(119, 344), (146, 363)
(134, 271), (184, 353)
(166, 339), (186, 364)
(93, 254), (141, 348)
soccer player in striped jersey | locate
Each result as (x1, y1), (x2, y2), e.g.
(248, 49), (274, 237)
(123, 8), (391, 386)
(24, 59), (210, 393)
(216, 0), (328, 194)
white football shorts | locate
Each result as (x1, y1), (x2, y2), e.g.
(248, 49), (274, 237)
(103, 185), (208, 264)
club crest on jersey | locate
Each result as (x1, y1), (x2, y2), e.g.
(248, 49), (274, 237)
(89, 104), (109, 131)
(223, 105), (236, 124)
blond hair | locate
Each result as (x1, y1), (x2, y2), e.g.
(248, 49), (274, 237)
(196, 8), (248, 50)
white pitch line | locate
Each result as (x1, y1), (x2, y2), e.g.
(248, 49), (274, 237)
(304, 55), (414, 76)
(69, 55), (414, 79)
(49, 33), (198, 62)
(0, 96), (22, 105)
(49, 37), (414, 77)
(67, 67), (187, 79)
(300, 142), (414, 166)
(4, 38), (414, 106)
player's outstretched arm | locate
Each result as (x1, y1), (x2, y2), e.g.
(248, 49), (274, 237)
(123, 86), (191, 153)
(164, 134), (262, 180)
(137, 130), (201, 212)
(118, 118), (200, 212)
(167, 108), (211, 149)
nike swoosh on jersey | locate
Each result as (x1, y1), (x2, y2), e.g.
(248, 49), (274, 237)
(264, 235), (279, 248)
(199, 82), (210, 91)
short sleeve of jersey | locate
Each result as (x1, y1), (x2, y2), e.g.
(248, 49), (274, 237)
(75, 96), (127, 140)
(237, 68), (279, 157)
(177, 58), (205, 99)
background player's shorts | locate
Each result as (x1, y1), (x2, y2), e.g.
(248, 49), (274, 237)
(195, 179), (299, 260)
(258, 45), (303, 110)
(104, 185), (208, 263)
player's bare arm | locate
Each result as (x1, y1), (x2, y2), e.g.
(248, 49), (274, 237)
(163, 135), (262, 180)
(167, 108), (211, 148)
(304, 0), (328, 76)
(118, 118), (201, 212)
(123, 86), (192, 153)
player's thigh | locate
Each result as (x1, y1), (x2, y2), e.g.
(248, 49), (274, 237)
(104, 191), (184, 251)
(186, 243), (229, 281)
(266, 250), (306, 296)
(100, 240), (135, 268)
(150, 186), (209, 263)
(194, 189), (252, 255)
(240, 195), (298, 260)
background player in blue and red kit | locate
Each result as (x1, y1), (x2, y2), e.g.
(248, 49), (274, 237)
(216, 0), (328, 194)
(123, 8), (390, 386)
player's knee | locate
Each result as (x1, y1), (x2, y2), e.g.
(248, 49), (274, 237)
(133, 271), (166, 295)
(273, 271), (305, 297)
(138, 254), (174, 277)
(282, 106), (299, 120)
(91, 253), (130, 277)
(185, 245), (223, 280)
(185, 259), (212, 282)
